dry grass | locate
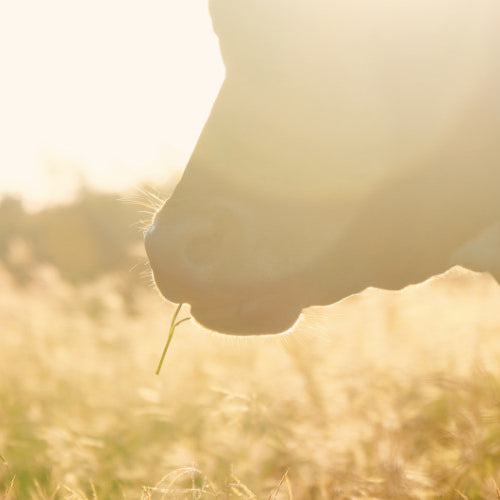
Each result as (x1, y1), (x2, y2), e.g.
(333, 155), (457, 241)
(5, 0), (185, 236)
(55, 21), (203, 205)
(1, 261), (500, 499)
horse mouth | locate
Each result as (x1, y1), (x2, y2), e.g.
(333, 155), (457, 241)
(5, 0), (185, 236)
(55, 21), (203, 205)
(147, 248), (304, 334)
(189, 294), (302, 335)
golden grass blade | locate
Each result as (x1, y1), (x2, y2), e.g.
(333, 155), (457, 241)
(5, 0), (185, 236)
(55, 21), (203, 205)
(4, 476), (15, 500)
(268, 470), (289, 500)
(155, 303), (191, 375)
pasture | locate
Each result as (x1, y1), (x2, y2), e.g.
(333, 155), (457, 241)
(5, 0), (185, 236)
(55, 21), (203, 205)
(1, 204), (500, 498)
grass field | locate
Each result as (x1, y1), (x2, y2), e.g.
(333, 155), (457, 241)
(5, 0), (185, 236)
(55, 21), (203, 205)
(1, 257), (500, 499)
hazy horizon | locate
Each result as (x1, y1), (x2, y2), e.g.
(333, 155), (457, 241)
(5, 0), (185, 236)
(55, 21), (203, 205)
(0, 0), (224, 210)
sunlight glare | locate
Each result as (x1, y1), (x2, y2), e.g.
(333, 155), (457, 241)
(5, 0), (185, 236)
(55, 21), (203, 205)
(0, 0), (224, 209)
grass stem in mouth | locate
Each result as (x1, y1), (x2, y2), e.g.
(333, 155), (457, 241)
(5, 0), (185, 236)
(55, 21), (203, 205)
(156, 303), (191, 375)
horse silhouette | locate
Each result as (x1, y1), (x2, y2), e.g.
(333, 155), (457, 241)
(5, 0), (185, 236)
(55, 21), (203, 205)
(146, 0), (500, 334)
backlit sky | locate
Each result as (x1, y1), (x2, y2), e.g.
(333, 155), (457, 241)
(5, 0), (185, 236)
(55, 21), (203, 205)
(0, 0), (224, 210)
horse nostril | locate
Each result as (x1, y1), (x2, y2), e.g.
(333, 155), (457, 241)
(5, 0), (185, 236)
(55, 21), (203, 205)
(145, 200), (247, 282)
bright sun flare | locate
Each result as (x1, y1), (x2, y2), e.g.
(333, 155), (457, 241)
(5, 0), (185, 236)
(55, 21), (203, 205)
(0, 0), (224, 210)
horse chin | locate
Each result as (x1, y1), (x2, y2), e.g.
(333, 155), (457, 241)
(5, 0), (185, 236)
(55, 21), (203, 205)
(190, 296), (302, 336)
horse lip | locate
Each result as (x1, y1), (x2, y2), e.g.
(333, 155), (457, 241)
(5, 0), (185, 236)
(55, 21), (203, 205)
(189, 292), (302, 335)
(147, 251), (305, 333)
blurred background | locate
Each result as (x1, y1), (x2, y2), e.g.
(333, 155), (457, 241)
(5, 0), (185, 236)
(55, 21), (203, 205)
(0, 0), (224, 211)
(2, 1), (500, 499)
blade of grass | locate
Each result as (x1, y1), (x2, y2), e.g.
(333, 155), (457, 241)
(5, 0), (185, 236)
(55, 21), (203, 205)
(268, 470), (289, 500)
(156, 303), (190, 374)
(4, 476), (15, 500)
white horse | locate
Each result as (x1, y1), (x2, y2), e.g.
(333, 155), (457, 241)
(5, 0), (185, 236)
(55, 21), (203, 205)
(146, 0), (500, 334)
